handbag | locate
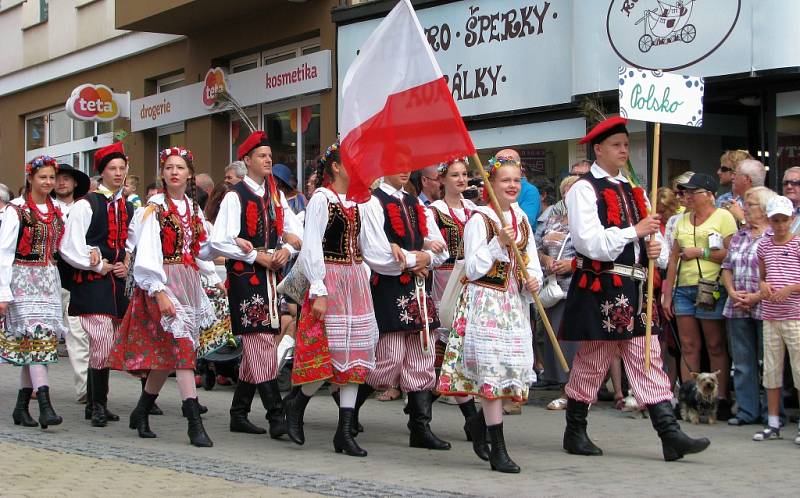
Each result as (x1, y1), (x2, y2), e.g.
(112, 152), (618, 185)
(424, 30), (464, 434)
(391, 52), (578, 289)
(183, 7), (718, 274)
(437, 260), (466, 330)
(692, 217), (720, 310)
(276, 263), (310, 304)
(539, 234), (570, 308)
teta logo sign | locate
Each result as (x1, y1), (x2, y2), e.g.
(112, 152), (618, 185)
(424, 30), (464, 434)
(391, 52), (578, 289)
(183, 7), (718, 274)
(202, 68), (227, 109)
(66, 84), (119, 122)
(607, 0), (741, 71)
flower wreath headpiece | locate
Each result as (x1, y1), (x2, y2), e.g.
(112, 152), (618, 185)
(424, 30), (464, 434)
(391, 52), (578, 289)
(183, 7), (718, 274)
(25, 155), (59, 176)
(436, 157), (469, 175)
(486, 155), (522, 176)
(159, 147), (194, 165)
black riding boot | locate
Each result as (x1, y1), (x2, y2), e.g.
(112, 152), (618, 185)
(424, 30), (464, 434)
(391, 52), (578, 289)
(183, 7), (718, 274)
(36, 386), (62, 429)
(285, 390), (312, 445)
(458, 398), (478, 441)
(334, 407), (367, 457)
(488, 423), (520, 473)
(256, 380), (287, 438)
(466, 409), (490, 461)
(12, 388), (38, 427)
(229, 381), (266, 434)
(140, 376), (163, 415)
(85, 369), (93, 420)
(407, 391), (451, 450)
(563, 398), (603, 456)
(129, 391), (158, 438)
(97, 368), (119, 422)
(648, 400), (710, 461)
(182, 397), (213, 447)
(89, 369), (107, 427)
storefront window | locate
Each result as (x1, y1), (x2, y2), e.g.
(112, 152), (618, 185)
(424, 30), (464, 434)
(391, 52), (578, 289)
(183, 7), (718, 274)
(48, 110), (71, 146)
(777, 89), (800, 177)
(26, 115), (45, 151)
(73, 119), (94, 140)
(300, 104), (321, 180)
(264, 109), (297, 169)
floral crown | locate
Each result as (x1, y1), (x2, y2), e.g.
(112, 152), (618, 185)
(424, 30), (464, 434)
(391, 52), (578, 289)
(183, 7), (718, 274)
(319, 140), (340, 168)
(436, 157), (469, 175)
(159, 147), (194, 165)
(486, 155), (521, 176)
(25, 155), (58, 175)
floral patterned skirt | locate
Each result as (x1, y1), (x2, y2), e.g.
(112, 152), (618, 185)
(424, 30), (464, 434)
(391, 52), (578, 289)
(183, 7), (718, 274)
(197, 277), (236, 359)
(437, 280), (535, 402)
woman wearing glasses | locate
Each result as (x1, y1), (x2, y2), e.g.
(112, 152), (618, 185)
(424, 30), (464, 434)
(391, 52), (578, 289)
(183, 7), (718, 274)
(663, 173), (738, 421)
(715, 150), (752, 206)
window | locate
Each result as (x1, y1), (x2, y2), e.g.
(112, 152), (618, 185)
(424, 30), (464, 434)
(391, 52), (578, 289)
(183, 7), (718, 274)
(157, 74), (185, 93)
(22, 0), (48, 28)
(25, 107), (114, 173)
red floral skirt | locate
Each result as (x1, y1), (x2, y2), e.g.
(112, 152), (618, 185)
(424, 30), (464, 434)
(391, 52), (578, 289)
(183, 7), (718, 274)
(107, 288), (196, 373)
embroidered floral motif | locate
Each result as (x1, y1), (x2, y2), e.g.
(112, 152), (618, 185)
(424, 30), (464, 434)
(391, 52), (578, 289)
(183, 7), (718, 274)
(239, 294), (268, 328)
(395, 290), (435, 327)
(600, 293), (635, 334)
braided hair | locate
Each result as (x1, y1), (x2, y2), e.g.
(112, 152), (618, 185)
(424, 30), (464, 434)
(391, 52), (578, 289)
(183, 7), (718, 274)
(315, 140), (341, 190)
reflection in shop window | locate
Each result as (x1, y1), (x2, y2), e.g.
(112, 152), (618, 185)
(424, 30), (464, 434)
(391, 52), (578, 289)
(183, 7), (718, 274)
(73, 119), (94, 140)
(26, 115), (45, 150)
(265, 109), (297, 171)
(778, 115), (800, 176)
(48, 110), (71, 146)
(300, 105), (321, 183)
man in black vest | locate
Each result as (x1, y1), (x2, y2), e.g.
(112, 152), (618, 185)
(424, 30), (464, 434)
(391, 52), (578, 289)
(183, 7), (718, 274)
(210, 131), (302, 439)
(560, 117), (710, 461)
(61, 142), (134, 427)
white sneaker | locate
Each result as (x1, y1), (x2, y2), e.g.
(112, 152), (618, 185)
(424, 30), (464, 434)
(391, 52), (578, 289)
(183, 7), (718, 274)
(276, 335), (295, 371)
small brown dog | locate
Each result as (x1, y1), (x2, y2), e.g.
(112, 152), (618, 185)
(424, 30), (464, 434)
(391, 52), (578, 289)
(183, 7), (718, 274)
(678, 371), (720, 424)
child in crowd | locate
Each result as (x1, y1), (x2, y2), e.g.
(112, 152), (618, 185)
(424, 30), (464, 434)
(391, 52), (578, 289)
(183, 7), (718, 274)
(125, 175), (142, 208)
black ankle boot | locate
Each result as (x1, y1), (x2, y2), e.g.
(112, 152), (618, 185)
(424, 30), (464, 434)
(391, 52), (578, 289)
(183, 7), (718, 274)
(332, 390), (364, 436)
(257, 380), (287, 439)
(334, 407), (367, 457)
(129, 391), (158, 438)
(563, 398), (603, 456)
(12, 388), (38, 427)
(407, 391), (451, 450)
(36, 386), (62, 429)
(285, 390), (312, 445)
(647, 400), (710, 461)
(488, 423), (520, 473)
(141, 377), (163, 415)
(229, 381), (266, 434)
(466, 409), (490, 461)
(458, 399), (478, 441)
(182, 398), (213, 447)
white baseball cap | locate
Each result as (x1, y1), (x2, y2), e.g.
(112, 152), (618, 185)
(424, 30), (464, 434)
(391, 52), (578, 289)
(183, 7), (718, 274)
(766, 195), (794, 218)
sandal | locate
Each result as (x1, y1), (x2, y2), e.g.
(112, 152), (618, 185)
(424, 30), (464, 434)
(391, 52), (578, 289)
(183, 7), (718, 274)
(376, 388), (402, 402)
(753, 427), (781, 441)
(547, 397), (568, 410)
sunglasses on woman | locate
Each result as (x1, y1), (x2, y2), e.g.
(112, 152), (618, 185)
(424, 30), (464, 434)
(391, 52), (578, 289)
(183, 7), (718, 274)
(783, 179), (800, 188)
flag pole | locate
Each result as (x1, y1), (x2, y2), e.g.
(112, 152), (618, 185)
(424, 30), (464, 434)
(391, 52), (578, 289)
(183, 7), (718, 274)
(644, 122), (662, 372)
(470, 153), (569, 373)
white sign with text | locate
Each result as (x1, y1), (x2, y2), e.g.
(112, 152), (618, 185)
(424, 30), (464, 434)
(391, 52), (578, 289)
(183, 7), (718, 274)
(618, 67), (704, 126)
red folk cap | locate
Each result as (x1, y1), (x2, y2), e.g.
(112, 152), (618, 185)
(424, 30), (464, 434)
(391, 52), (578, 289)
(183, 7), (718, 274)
(93, 142), (127, 173)
(579, 117), (629, 146)
(237, 131), (270, 160)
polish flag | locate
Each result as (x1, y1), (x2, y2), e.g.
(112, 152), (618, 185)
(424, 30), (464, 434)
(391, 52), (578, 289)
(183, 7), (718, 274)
(339, 0), (476, 202)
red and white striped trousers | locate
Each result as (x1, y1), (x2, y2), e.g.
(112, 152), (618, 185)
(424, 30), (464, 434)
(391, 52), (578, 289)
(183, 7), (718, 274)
(565, 335), (673, 406)
(80, 315), (121, 370)
(239, 333), (278, 384)
(366, 331), (436, 392)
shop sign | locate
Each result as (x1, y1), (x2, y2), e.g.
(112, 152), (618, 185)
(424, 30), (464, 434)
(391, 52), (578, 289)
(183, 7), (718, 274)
(65, 83), (130, 122)
(618, 66), (704, 126)
(131, 50), (331, 132)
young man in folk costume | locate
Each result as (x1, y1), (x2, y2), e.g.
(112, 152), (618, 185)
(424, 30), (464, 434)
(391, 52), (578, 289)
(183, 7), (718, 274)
(61, 142), (135, 428)
(561, 117), (710, 461)
(357, 170), (451, 450)
(210, 131), (303, 438)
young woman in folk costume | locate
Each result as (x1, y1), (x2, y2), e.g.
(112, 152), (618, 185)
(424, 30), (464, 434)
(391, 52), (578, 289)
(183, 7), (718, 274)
(106, 147), (217, 447)
(437, 155), (543, 473)
(0, 156), (67, 429)
(283, 141), (379, 457)
(427, 158), (481, 438)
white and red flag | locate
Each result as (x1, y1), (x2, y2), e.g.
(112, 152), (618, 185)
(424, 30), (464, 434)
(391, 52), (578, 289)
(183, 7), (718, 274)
(339, 0), (475, 202)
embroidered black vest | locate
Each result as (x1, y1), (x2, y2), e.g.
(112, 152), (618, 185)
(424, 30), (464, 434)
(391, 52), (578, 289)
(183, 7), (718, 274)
(471, 211), (530, 291)
(373, 188), (425, 252)
(231, 180), (278, 250)
(157, 205), (201, 265)
(322, 201), (362, 265)
(12, 204), (64, 266)
(431, 207), (466, 265)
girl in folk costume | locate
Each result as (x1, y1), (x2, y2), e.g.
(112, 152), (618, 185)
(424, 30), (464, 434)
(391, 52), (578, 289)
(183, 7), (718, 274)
(428, 158), (481, 438)
(283, 142), (379, 457)
(106, 147), (216, 447)
(437, 155), (543, 473)
(0, 156), (67, 429)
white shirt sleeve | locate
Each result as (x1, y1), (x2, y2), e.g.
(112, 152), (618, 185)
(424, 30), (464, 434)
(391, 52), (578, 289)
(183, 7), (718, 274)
(209, 191), (258, 264)
(359, 195), (415, 275)
(566, 179), (639, 262)
(297, 192), (329, 297)
(60, 198), (104, 272)
(280, 191), (303, 256)
(463, 211), (509, 281)
(132, 206), (167, 296)
(0, 207), (21, 302)
(421, 200), (450, 268)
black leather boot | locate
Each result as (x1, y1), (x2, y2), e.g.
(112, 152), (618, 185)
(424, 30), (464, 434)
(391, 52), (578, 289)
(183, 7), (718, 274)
(458, 398), (478, 441)
(89, 369), (107, 427)
(488, 423), (520, 473)
(129, 391), (158, 438)
(466, 409), (490, 461)
(334, 407), (367, 457)
(332, 389), (366, 436)
(12, 388), (38, 427)
(563, 398), (603, 456)
(98, 368), (119, 422)
(140, 376), (163, 415)
(285, 390), (312, 445)
(36, 386), (62, 429)
(182, 397), (213, 447)
(257, 380), (287, 439)
(229, 381), (266, 434)
(85, 369), (94, 420)
(648, 400), (710, 461)
(407, 391), (451, 450)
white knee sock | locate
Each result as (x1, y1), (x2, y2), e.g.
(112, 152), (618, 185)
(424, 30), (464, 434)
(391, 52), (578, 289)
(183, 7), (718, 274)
(28, 365), (49, 390)
(301, 380), (325, 397)
(339, 384), (358, 408)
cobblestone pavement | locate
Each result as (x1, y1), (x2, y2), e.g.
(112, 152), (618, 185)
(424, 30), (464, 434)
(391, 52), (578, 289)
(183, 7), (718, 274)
(1, 361), (798, 497)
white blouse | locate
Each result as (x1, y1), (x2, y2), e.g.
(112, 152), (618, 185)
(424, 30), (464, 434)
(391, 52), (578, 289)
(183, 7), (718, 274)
(0, 198), (55, 302)
(428, 198), (478, 224)
(360, 183), (449, 276)
(209, 175), (303, 263)
(463, 205), (543, 294)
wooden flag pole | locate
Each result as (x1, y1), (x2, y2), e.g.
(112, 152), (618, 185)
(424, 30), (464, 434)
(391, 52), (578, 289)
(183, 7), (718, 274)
(644, 122), (662, 372)
(471, 153), (569, 373)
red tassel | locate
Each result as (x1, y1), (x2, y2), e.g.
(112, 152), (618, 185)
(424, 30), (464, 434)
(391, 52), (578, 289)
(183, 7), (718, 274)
(245, 201), (259, 238)
(578, 274), (588, 289)
(399, 273), (411, 285)
(386, 203), (406, 238)
(416, 203), (429, 238)
(591, 260), (602, 272)
(590, 277), (602, 293)
(371, 274), (379, 286)
(233, 261), (245, 272)
(224, 278), (230, 290)
(249, 274), (260, 286)
(571, 258), (578, 271)
(613, 274), (623, 287)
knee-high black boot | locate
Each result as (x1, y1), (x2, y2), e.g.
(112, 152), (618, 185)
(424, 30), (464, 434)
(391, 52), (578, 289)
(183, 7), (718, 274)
(284, 390), (312, 445)
(648, 400), (710, 461)
(129, 391), (158, 438)
(488, 423), (520, 473)
(182, 397), (213, 447)
(89, 369), (107, 427)
(333, 407), (367, 457)
(98, 368), (119, 422)
(229, 381), (266, 434)
(256, 380), (287, 438)
(85, 369), (93, 420)
(458, 398), (478, 441)
(12, 388), (38, 427)
(407, 391), (451, 450)
(140, 376), (163, 415)
(563, 398), (603, 456)
(36, 386), (62, 429)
